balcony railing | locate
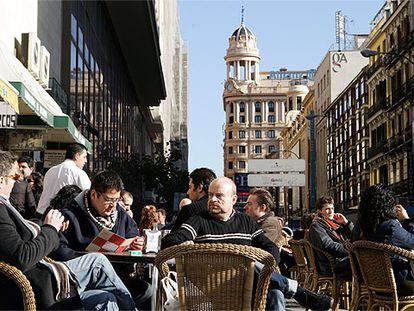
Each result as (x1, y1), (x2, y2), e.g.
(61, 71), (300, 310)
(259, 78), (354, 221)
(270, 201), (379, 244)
(368, 97), (388, 119)
(366, 57), (384, 78)
(367, 140), (388, 159)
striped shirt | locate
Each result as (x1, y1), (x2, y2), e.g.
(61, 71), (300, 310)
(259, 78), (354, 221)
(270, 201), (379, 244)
(162, 210), (280, 263)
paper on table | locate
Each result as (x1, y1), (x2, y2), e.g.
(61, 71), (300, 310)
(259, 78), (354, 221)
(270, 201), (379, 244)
(86, 228), (137, 253)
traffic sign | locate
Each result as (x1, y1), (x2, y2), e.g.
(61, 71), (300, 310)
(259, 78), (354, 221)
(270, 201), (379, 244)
(248, 173), (305, 187)
(248, 159), (305, 172)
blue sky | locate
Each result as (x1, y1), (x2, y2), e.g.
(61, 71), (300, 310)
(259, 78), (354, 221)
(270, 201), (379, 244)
(178, 0), (383, 176)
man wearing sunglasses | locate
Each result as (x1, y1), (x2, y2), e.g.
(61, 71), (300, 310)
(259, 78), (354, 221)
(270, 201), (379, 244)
(51, 170), (151, 309)
(9, 156), (36, 219)
(0, 151), (136, 310)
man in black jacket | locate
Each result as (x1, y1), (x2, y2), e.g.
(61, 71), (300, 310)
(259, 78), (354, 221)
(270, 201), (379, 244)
(308, 195), (353, 278)
(0, 151), (136, 310)
(163, 177), (332, 311)
(172, 167), (216, 231)
(9, 156), (36, 219)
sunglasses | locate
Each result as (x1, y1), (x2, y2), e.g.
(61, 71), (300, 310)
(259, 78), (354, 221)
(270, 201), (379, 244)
(4, 173), (21, 181)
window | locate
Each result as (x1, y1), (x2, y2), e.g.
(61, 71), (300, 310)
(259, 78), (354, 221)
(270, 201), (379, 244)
(255, 102), (261, 112)
(255, 115), (262, 123)
(229, 116), (234, 123)
(288, 97), (293, 111)
(228, 161), (233, 170)
(268, 130), (275, 138)
(239, 146), (246, 153)
(228, 131), (232, 139)
(268, 101), (275, 112)
(268, 115), (275, 123)
(255, 130), (262, 138)
(239, 130), (246, 139)
(268, 145), (276, 153)
(228, 146), (233, 154)
(240, 102), (245, 113)
(230, 103), (234, 114)
(297, 96), (302, 110)
(239, 161), (246, 169)
(255, 145), (262, 154)
(239, 115), (245, 123)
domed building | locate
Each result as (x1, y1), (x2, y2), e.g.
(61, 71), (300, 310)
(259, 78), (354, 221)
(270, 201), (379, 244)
(222, 19), (315, 206)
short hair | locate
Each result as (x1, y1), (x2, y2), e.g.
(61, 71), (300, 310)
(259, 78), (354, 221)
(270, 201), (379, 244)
(316, 195), (334, 210)
(190, 168), (216, 194)
(0, 151), (17, 176)
(49, 185), (82, 211)
(249, 188), (275, 212)
(157, 208), (167, 217)
(17, 156), (34, 168)
(65, 143), (87, 160)
(91, 171), (124, 194)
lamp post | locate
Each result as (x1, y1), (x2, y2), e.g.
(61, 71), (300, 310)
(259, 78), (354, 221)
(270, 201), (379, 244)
(306, 110), (350, 212)
(360, 49), (414, 65)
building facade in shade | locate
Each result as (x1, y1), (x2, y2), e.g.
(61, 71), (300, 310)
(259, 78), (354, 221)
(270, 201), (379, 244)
(325, 70), (370, 210)
(222, 21), (314, 192)
(280, 89), (315, 216)
(154, 0), (189, 171)
(364, 0), (414, 200)
(312, 49), (368, 210)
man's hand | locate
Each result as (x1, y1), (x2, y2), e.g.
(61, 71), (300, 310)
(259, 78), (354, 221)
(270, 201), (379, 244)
(44, 209), (65, 232)
(60, 220), (70, 232)
(396, 204), (409, 221)
(333, 213), (348, 225)
(130, 236), (145, 250)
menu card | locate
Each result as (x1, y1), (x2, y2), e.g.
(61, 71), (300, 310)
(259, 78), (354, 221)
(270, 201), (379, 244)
(86, 228), (137, 253)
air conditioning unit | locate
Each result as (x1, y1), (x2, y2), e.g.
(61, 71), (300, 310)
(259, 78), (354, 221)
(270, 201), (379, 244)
(39, 46), (50, 88)
(21, 33), (41, 78)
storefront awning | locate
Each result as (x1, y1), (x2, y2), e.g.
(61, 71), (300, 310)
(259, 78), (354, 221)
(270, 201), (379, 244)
(0, 76), (19, 113)
(52, 115), (93, 153)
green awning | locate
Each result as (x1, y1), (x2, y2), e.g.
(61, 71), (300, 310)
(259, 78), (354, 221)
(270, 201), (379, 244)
(54, 115), (93, 153)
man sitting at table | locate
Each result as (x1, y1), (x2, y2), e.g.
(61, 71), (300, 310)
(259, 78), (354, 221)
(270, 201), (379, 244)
(51, 170), (151, 308)
(162, 176), (332, 311)
(0, 151), (136, 310)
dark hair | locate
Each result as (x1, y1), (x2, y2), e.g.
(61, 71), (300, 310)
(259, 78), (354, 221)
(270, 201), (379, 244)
(249, 188), (275, 211)
(29, 172), (43, 187)
(17, 156), (34, 168)
(91, 170), (124, 194)
(189, 168), (216, 194)
(157, 208), (167, 217)
(358, 184), (397, 236)
(0, 151), (17, 176)
(316, 195), (334, 210)
(65, 143), (87, 160)
(49, 184), (82, 211)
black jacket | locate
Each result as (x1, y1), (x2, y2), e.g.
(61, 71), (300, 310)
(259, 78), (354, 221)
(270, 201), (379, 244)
(52, 194), (139, 261)
(9, 180), (36, 219)
(0, 200), (60, 309)
(172, 196), (208, 231)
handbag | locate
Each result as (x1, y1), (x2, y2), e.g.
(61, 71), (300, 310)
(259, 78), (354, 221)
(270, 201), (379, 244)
(161, 271), (179, 310)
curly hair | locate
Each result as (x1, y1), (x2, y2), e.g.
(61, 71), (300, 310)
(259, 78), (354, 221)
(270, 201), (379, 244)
(139, 205), (159, 234)
(358, 184), (397, 236)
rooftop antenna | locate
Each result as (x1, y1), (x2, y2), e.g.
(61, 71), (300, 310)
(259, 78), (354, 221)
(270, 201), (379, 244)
(241, 5), (245, 25)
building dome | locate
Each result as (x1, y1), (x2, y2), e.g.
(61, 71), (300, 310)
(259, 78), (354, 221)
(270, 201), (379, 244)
(231, 23), (254, 40)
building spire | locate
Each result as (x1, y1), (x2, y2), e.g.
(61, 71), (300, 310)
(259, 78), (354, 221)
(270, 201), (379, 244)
(241, 5), (245, 25)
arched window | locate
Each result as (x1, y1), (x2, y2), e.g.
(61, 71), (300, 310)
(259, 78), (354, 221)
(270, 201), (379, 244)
(240, 102), (245, 113)
(255, 102), (261, 112)
(268, 101), (275, 112)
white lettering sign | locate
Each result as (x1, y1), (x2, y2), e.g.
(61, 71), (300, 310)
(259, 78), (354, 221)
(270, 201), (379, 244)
(248, 173), (306, 187)
(248, 159), (305, 172)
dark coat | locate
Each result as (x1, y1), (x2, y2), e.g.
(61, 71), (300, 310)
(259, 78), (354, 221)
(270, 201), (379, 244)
(52, 195), (139, 262)
(172, 196), (208, 231)
(0, 200), (60, 309)
(9, 180), (36, 219)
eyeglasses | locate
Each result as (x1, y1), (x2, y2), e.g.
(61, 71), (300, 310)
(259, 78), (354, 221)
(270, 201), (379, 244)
(98, 192), (120, 205)
(3, 173), (21, 181)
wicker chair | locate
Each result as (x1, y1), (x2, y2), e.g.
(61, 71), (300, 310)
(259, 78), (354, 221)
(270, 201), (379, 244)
(343, 241), (368, 311)
(0, 261), (36, 311)
(304, 239), (351, 311)
(289, 239), (310, 288)
(154, 243), (278, 311)
(353, 240), (414, 311)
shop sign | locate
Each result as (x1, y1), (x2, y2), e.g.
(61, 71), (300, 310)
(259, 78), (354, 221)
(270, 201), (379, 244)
(0, 101), (16, 128)
(0, 80), (19, 112)
(44, 150), (65, 168)
(8, 130), (44, 150)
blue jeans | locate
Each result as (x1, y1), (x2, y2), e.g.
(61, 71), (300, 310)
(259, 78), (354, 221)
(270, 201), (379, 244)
(64, 253), (136, 311)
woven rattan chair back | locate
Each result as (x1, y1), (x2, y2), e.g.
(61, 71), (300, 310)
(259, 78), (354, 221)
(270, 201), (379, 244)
(289, 239), (309, 287)
(0, 261), (36, 311)
(155, 243), (278, 311)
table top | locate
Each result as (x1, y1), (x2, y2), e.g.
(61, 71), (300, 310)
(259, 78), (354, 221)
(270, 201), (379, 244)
(76, 251), (157, 264)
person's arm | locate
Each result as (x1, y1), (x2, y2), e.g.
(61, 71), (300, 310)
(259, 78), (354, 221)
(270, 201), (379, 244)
(309, 222), (347, 258)
(171, 204), (190, 232)
(252, 229), (280, 264)
(162, 216), (200, 249)
(24, 183), (36, 219)
(0, 206), (60, 272)
(77, 170), (91, 190)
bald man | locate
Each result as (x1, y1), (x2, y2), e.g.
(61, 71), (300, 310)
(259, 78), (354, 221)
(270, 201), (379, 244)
(162, 177), (332, 311)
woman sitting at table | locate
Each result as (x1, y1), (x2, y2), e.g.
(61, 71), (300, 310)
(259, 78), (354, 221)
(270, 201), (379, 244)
(358, 184), (414, 294)
(50, 170), (151, 309)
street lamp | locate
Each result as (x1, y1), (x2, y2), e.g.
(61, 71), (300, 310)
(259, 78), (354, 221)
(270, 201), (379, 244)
(306, 110), (350, 212)
(360, 49), (414, 65)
